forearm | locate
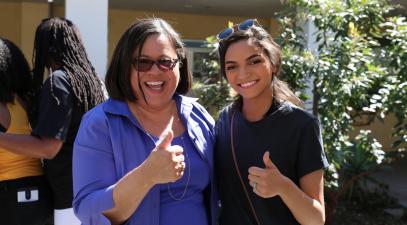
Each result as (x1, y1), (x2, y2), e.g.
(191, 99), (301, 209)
(0, 132), (60, 159)
(103, 162), (156, 225)
(280, 179), (325, 225)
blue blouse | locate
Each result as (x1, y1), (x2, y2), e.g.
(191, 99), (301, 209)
(72, 94), (219, 225)
(158, 132), (209, 225)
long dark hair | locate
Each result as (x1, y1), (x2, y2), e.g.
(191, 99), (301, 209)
(0, 37), (33, 105)
(105, 18), (192, 101)
(218, 24), (302, 107)
(31, 17), (105, 115)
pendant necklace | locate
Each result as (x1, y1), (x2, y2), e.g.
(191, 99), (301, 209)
(167, 133), (191, 201)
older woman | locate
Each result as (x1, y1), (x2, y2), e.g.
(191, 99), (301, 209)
(73, 18), (218, 225)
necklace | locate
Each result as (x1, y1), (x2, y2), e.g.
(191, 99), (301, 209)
(130, 102), (191, 200)
(167, 134), (191, 201)
(144, 132), (191, 201)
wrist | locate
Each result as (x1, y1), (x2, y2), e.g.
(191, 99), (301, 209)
(137, 160), (156, 187)
(279, 176), (295, 198)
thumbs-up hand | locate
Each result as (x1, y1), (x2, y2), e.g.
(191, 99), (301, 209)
(144, 117), (185, 184)
(248, 151), (289, 198)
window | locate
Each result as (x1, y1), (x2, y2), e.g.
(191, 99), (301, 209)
(183, 40), (212, 79)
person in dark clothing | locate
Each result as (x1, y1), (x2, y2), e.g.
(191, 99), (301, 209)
(0, 17), (105, 225)
(215, 18), (329, 225)
(0, 37), (52, 225)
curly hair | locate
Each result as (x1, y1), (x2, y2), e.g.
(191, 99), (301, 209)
(31, 17), (105, 115)
(0, 37), (33, 105)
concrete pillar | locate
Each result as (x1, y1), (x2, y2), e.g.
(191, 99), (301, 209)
(302, 16), (319, 112)
(65, 0), (108, 79)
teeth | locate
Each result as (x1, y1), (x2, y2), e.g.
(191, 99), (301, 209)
(240, 80), (257, 88)
(146, 81), (164, 86)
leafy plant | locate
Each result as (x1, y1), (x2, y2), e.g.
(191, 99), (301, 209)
(277, 0), (407, 223)
(190, 36), (233, 119)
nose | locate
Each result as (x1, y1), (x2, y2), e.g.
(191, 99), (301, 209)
(236, 66), (248, 80)
(148, 62), (162, 74)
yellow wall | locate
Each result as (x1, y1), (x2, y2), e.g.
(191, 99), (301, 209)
(351, 115), (401, 151)
(53, 5), (65, 18)
(20, 2), (48, 63)
(108, 9), (273, 60)
(0, 2), (63, 64)
(0, 2), (22, 47)
(1, 2), (276, 63)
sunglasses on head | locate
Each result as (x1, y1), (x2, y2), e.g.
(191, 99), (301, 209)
(133, 58), (179, 72)
(217, 19), (260, 40)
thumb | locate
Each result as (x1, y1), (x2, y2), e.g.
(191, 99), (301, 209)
(157, 117), (174, 149)
(263, 151), (276, 169)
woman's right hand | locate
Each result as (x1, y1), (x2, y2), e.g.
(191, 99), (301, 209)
(144, 121), (185, 184)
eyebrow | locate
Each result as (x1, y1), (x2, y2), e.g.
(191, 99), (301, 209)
(225, 54), (261, 64)
(138, 54), (174, 59)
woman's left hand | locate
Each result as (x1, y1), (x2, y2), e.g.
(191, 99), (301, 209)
(248, 151), (289, 198)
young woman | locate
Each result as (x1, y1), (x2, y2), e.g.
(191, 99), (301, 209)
(215, 19), (329, 225)
(0, 18), (105, 225)
(72, 18), (218, 225)
(0, 37), (52, 225)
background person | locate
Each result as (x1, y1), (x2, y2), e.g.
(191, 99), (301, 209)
(0, 17), (106, 225)
(0, 37), (52, 225)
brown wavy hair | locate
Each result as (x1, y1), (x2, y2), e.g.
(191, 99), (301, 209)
(218, 24), (303, 107)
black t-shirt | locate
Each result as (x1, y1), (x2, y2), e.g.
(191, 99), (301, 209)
(32, 70), (84, 208)
(215, 100), (329, 225)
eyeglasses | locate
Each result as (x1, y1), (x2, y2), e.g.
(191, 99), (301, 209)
(133, 58), (179, 72)
(217, 19), (259, 40)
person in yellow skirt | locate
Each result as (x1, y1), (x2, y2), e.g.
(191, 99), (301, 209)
(0, 37), (52, 225)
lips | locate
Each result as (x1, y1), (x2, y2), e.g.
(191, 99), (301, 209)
(145, 81), (164, 91)
(239, 80), (258, 88)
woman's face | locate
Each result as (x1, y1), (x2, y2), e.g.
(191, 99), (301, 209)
(130, 33), (180, 108)
(224, 38), (274, 101)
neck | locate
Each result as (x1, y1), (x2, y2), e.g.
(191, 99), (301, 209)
(128, 99), (184, 137)
(133, 99), (175, 115)
(241, 88), (273, 122)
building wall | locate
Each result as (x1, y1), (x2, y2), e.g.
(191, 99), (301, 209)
(0, 2), (22, 48)
(20, 2), (48, 62)
(108, 9), (272, 60)
(351, 115), (401, 151)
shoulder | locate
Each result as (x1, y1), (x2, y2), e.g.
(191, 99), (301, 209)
(43, 70), (71, 93)
(75, 101), (112, 150)
(278, 102), (319, 127)
(78, 102), (110, 135)
(217, 102), (235, 123)
(81, 101), (108, 124)
(180, 95), (215, 126)
(76, 102), (109, 141)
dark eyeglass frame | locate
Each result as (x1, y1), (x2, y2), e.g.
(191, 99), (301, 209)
(217, 19), (260, 41)
(132, 58), (179, 72)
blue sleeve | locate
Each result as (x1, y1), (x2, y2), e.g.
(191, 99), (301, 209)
(72, 107), (116, 225)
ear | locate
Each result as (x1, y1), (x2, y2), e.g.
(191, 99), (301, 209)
(270, 63), (277, 75)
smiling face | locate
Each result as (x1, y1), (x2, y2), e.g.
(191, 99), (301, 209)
(224, 38), (274, 102)
(130, 33), (180, 109)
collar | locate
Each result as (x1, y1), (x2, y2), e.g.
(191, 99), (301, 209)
(103, 94), (199, 124)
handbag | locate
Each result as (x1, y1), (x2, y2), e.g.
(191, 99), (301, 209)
(230, 109), (261, 225)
